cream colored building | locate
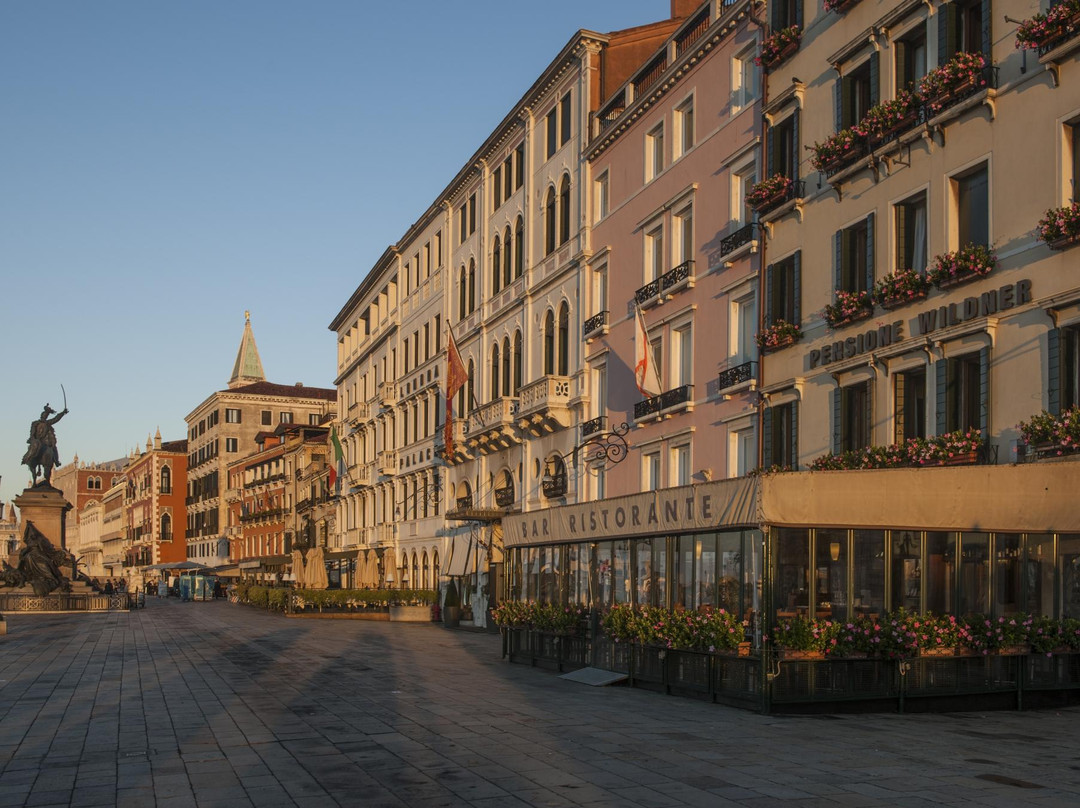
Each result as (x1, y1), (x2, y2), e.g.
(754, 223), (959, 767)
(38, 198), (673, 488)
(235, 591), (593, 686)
(74, 498), (104, 578)
(186, 314), (336, 567)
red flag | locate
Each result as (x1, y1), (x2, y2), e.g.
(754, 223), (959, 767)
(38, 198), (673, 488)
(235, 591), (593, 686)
(634, 303), (662, 397)
(444, 325), (467, 456)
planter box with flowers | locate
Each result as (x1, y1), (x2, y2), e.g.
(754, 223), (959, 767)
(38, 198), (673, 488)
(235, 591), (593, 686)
(809, 428), (984, 471)
(1037, 202), (1080, 251)
(824, 0), (861, 13)
(1018, 407), (1080, 458)
(1015, 0), (1080, 56)
(926, 243), (996, 289)
(919, 52), (990, 117)
(756, 319), (802, 353)
(747, 174), (795, 215)
(770, 615), (830, 660)
(600, 603), (746, 655)
(855, 89), (922, 147)
(810, 128), (864, 177)
(823, 289), (873, 329)
(755, 26), (801, 71)
(873, 268), (931, 310)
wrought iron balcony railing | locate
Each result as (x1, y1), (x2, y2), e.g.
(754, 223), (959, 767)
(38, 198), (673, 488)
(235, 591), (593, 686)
(583, 310), (608, 339)
(494, 486), (515, 508)
(635, 260), (695, 306)
(634, 385), (694, 420)
(718, 361), (756, 392)
(720, 223), (758, 258)
(581, 416), (606, 438)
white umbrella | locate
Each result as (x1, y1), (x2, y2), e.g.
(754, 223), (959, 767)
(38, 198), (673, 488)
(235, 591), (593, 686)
(306, 546), (329, 590)
(360, 551), (375, 587)
(291, 549), (307, 588)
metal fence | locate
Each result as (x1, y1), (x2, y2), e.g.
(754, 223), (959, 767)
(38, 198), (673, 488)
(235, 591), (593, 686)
(0, 592), (132, 612)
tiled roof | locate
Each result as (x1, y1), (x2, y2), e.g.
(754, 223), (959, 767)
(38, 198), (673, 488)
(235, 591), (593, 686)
(224, 381), (337, 401)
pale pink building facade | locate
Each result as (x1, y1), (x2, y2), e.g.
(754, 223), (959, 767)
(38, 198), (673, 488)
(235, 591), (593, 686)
(584, 0), (763, 500)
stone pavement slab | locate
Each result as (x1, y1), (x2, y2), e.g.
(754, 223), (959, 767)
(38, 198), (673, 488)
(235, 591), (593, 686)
(0, 599), (1078, 807)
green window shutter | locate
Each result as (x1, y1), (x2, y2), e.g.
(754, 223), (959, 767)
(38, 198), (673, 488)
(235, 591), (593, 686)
(979, 347), (990, 437)
(895, 374), (907, 444)
(790, 109), (801, 181)
(865, 212), (876, 294)
(939, 4), (958, 65)
(789, 401), (799, 469)
(765, 263), (774, 325)
(771, 1), (780, 31)
(766, 126), (776, 177)
(980, 0), (992, 56)
(833, 387), (842, 455)
(869, 52), (880, 107)
(896, 203), (908, 270)
(834, 230), (843, 292)
(762, 406), (774, 468)
(864, 380), (874, 449)
(834, 80), (843, 132)
(1048, 328), (1062, 416)
(795, 0), (803, 28)
(792, 251), (802, 322)
(842, 76), (855, 130)
(936, 359), (948, 435)
(896, 40), (909, 91)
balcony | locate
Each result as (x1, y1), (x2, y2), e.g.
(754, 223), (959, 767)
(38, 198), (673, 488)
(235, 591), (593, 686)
(376, 524), (395, 545)
(444, 419), (472, 464)
(346, 402), (369, 425)
(378, 381), (397, 408)
(634, 385), (694, 422)
(494, 486), (515, 508)
(720, 224), (759, 259)
(377, 450), (398, 477)
(466, 397), (520, 454)
(581, 416), (606, 438)
(517, 376), (571, 435)
(583, 310), (609, 340)
(596, 89), (626, 132)
(347, 463), (370, 487)
(635, 260), (695, 309)
(718, 361), (757, 395)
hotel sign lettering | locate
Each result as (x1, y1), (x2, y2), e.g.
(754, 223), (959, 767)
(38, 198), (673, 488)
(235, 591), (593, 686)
(808, 279), (1031, 369)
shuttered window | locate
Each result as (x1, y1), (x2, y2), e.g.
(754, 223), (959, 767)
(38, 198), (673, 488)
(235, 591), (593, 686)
(834, 214), (875, 294)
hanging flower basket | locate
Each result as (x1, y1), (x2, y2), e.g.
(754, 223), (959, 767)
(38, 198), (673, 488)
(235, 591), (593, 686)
(823, 290), (873, 329)
(1037, 202), (1080, 249)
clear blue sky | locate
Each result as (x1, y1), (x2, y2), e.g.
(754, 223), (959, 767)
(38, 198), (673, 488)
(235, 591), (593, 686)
(0, 0), (672, 505)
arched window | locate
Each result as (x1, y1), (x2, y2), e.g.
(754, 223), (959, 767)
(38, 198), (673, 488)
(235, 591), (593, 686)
(412, 552), (419, 588)
(543, 310), (555, 375)
(467, 359), (475, 414)
(501, 337), (511, 397)
(458, 266), (467, 319)
(492, 236), (502, 294)
(513, 331), (523, 393)
(545, 186), (556, 254)
(558, 301), (569, 375)
(433, 550), (440, 582)
(160, 513), (172, 542)
(490, 344), (501, 401)
(503, 225), (513, 287)
(468, 259), (476, 312)
(422, 551), (429, 589)
(160, 466), (171, 494)
(559, 174), (571, 245)
(514, 216), (524, 277)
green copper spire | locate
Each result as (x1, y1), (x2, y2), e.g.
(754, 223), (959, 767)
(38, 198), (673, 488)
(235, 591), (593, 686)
(228, 310), (266, 389)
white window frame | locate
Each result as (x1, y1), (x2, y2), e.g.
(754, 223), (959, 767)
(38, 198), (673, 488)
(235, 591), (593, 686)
(733, 162), (758, 228)
(645, 223), (665, 282)
(733, 43), (760, 113)
(730, 287), (758, 365)
(643, 450), (661, 490)
(674, 94), (695, 160)
(670, 442), (692, 487)
(674, 205), (694, 266)
(594, 170), (610, 220)
(646, 123), (665, 181)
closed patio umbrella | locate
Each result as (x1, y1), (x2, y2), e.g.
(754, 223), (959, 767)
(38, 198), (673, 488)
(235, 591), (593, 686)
(306, 546), (329, 590)
(291, 549), (307, 588)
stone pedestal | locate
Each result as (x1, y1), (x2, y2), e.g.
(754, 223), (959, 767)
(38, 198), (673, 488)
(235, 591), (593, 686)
(14, 484), (73, 552)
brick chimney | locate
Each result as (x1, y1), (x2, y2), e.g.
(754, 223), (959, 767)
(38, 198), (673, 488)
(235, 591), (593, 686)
(671, 0), (700, 19)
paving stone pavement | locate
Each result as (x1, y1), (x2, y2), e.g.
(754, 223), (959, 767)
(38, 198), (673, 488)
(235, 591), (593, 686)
(1, 599), (1079, 808)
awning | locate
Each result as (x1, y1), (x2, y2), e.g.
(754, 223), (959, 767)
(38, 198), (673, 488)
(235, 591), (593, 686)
(325, 549), (358, 562)
(144, 561), (212, 571)
(444, 535), (474, 577)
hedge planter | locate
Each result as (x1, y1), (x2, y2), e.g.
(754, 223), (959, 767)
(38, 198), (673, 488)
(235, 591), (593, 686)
(390, 605), (433, 622)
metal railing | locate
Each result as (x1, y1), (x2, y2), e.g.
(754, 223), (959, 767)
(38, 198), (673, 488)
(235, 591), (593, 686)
(583, 310), (608, 338)
(634, 384), (694, 420)
(720, 223), (757, 257)
(718, 361), (756, 391)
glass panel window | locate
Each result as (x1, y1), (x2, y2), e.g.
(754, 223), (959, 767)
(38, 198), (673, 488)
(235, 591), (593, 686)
(673, 324), (692, 388)
(646, 123), (665, 181)
(994, 534), (1023, 616)
(696, 533), (718, 609)
(955, 163), (989, 249)
(595, 171), (609, 220)
(895, 368), (927, 442)
(731, 291), (758, 365)
(841, 381), (872, 453)
(634, 538), (652, 606)
(718, 532), (742, 614)
(816, 529), (848, 620)
(891, 530), (923, 612)
(840, 61), (874, 130)
(1062, 325), (1080, 411)
(643, 451), (661, 490)
(671, 443), (691, 487)
(546, 108), (557, 159)
(853, 530), (885, 617)
(896, 193), (928, 273)
(645, 225), (664, 282)
(652, 539), (668, 609)
(734, 45), (760, 110)
(675, 535), (694, 610)
(735, 166), (757, 226)
(675, 207), (693, 266)
(675, 97), (694, 157)
(560, 91), (571, 146)
(767, 254), (798, 325)
(594, 542), (613, 608)
(728, 426), (757, 479)
(945, 353), (982, 432)
(774, 528), (809, 616)
(958, 532), (990, 615)
(839, 219), (870, 294)
(1059, 534), (1080, 618)
(613, 539), (631, 604)
(1025, 534), (1055, 616)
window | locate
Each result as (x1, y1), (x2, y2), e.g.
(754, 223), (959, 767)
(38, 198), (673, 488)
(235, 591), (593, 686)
(771, 0), (801, 30)
(560, 91), (571, 146)
(592, 263), (608, 315)
(558, 302), (570, 376)
(592, 363), (608, 418)
(502, 225), (512, 287)
(226, 437), (238, 453)
(458, 204), (467, 243)
(160, 513), (172, 542)
(836, 57), (877, 132)
(672, 323), (692, 388)
(763, 400), (798, 469)
(225, 408), (241, 424)
(734, 165), (757, 226)
(558, 174), (570, 246)
(835, 215), (874, 295)
(458, 267), (467, 319)
(309, 414), (320, 426)
(490, 344), (500, 401)
(513, 331), (522, 393)
(468, 259), (476, 312)
(894, 367), (927, 442)
(728, 425), (757, 478)
(503, 154), (513, 199)
(671, 443), (691, 487)
(546, 108), (558, 159)
(514, 216), (524, 277)
(493, 166), (502, 209)
(1051, 325), (1080, 415)
(896, 22), (928, 90)
(674, 96), (694, 158)
(1071, 122), (1080, 203)
(733, 45), (760, 111)
(468, 193), (476, 235)
(646, 123), (665, 181)
(501, 337), (511, 397)
(160, 466), (171, 494)
(645, 224), (665, 282)
(492, 236), (502, 294)
(674, 206), (693, 267)
(939, 0), (989, 61)
(730, 290), (758, 364)
(765, 252), (801, 326)
(937, 350), (988, 434)
(834, 380), (872, 454)
(643, 451), (661, 490)
(595, 171), (609, 220)
(767, 112), (799, 181)
(261, 410), (272, 426)
(280, 411), (293, 424)
(896, 193), (928, 273)
(953, 163), (989, 249)
(545, 186), (557, 254)
(515, 143), (524, 188)
(543, 310), (555, 375)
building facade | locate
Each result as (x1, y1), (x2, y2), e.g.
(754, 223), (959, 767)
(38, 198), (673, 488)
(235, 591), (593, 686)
(121, 431), (188, 584)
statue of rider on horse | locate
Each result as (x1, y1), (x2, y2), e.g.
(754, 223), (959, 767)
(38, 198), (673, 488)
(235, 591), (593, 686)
(22, 402), (69, 487)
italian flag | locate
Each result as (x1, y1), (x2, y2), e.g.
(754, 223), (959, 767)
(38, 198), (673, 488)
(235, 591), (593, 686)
(328, 425), (344, 490)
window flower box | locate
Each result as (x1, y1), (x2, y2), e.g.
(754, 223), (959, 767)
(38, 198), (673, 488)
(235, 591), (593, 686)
(747, 174), (793, 214)
(926, 244), (996, 288)
(1037, 202), (1080, 250)
(873, 268), (931, 310)
(856, 90), (922, 146)
(810, 129), (864, 175)
(1015, 0), (1080, 53)
(919, 53), (989, 116)
(755, 26), (801, 71)
(756, 319), (802, 352)
(1018, 407), (1080, 455)
(824, 0), (861, 13)
(943, 450), (979, 466)
(823, 289), (873, 329)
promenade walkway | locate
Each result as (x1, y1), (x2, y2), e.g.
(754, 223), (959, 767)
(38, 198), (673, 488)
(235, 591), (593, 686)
(0, 598), (1077, 807)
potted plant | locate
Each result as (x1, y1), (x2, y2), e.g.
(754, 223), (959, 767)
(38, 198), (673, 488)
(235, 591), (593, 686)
(442, 579), (461, 627)
(747, 174), (794, 214)
(1015, 0), (1080, 52)
(1019, 407), (1080, 456)
(918, 52), (988, 116)
(756, 319), (802, 352)
(873, 268), (931, 309)
(1036, 202), (1080, 250)
(770, 616), (831, 660)
(823, 289), (873, 329)
(810, 128), (864, 175)
(926, 243), (996, 288)
(755, 25), (801, 70)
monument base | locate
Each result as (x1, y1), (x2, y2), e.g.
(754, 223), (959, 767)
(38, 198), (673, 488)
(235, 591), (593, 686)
(13, 484), (73, 553)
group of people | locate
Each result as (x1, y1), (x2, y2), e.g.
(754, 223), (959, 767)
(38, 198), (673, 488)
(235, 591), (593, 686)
(89, 577), (128, 595)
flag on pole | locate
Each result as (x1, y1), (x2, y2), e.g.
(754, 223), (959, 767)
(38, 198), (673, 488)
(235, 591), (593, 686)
(634, 303), (662, 397)
(328, 425), (344, 490)
(444, 324), (468, 457)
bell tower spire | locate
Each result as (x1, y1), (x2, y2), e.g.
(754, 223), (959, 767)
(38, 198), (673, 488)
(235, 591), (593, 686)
(228, 310), (266, 388)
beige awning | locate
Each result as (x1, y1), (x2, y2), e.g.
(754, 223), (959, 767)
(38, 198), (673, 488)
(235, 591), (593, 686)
(445, 534), (474, 577)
